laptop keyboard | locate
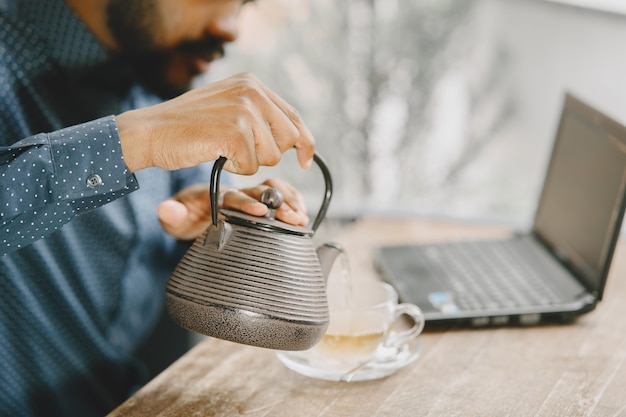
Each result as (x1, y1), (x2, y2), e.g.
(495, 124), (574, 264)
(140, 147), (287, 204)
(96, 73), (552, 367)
(416, 238), (566, 311)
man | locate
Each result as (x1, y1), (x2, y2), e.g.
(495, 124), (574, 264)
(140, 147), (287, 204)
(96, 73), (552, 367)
(0, 0), (316, 415)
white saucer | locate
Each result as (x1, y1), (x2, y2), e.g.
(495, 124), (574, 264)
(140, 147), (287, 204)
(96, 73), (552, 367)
(275, 336), (422, 382)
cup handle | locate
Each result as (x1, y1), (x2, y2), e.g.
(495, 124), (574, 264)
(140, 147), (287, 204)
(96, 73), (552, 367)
(383, 303), (425, 349)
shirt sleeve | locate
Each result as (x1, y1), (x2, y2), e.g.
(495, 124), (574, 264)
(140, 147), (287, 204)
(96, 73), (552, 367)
(1, 116), (139, 256)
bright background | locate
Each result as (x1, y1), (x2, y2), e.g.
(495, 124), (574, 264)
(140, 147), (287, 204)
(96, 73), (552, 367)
(197, 0), (626, 229)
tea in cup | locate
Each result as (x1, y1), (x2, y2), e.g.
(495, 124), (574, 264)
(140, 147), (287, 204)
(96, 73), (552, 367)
(276, 279), (425, 382)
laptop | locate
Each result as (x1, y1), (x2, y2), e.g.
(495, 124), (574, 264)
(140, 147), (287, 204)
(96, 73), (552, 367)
(374, 93), (626, 327)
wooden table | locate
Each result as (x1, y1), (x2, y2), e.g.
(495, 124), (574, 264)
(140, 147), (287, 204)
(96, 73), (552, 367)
(108, 217), (626, 417)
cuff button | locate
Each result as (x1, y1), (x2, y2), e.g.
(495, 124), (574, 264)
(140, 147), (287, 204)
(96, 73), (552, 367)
(86, 173), (103, 188)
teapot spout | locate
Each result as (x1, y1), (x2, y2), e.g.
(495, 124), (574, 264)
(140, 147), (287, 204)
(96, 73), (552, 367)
(316, 242), (345, 283)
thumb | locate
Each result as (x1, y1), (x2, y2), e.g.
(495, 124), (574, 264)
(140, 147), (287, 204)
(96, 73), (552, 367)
(157, 199), (189, 229)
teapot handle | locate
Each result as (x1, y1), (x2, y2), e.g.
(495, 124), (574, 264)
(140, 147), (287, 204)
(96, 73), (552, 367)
(209, 152), (333, 233)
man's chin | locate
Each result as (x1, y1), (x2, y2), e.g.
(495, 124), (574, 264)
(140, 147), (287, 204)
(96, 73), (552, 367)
(135, 80), (184, 100)
(129, 58), (203, 99)
(156, 65), (211, 100)
(136, 69), (195, 100)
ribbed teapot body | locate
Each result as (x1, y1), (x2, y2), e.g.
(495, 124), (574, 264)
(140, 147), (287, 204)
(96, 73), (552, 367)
(166, 222), (330, 351)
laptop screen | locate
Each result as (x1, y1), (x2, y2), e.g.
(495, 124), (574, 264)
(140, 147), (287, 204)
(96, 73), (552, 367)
(532, 94), (626, 298)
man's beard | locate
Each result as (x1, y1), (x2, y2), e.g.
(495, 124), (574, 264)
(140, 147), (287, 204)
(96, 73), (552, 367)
(106, 0), (225, 100)
(124, 39), (225, 100)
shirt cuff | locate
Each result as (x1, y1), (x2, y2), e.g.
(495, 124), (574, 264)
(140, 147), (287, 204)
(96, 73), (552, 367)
(47, 116), (138, 200)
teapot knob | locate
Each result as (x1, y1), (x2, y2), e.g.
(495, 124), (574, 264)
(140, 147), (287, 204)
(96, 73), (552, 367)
(260, 187), (284, 209)
(260, 187), (283, 220)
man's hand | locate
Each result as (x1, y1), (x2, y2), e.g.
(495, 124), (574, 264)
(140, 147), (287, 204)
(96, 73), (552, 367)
(157, 179), (309, 241)
(116, 72), (315, 174)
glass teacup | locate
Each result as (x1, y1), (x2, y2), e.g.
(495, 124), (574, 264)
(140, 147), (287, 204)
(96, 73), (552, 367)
(276, 280), (425, 382)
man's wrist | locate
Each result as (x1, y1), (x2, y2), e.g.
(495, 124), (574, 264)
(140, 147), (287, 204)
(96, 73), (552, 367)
(116, 110), (147, 173)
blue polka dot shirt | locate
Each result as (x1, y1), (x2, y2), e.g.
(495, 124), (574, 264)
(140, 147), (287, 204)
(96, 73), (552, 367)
(0, 1), (214, 416)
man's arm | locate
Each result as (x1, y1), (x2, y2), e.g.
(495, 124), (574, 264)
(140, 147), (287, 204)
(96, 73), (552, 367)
(0, 116), (138, 256)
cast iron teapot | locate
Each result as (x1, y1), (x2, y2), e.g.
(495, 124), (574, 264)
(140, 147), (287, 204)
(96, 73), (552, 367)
(166, 153), (342, 351)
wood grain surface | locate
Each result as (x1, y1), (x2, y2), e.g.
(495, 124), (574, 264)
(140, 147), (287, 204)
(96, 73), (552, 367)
(108, 217), (626, 417)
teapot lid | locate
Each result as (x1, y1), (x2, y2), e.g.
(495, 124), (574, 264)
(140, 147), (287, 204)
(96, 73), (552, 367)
(209, 152), (333, 238)
(220, 209), (314, 237)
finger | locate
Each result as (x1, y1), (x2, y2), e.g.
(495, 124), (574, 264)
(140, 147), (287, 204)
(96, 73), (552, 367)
(157, 185), (214, 241)
(249, 102), (284, 167)
(275, 204), (310, 227)
(262, 178), (307, 214)
(266, 96), (315, 169)
(222, 96), (285, 174)
(236, 181), (309, 226)
(246, 75), (315, 169)
(157, 200), (200, 240)
(157, 199), (189, 229)
(261, 180), (310, 226)
(220, 112), (261, 175)
(238, 180), (306, 216)
(222, 189), (268, 217)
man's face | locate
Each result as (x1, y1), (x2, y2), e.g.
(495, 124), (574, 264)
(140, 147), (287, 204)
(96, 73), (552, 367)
(106, 0), (250, 99)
